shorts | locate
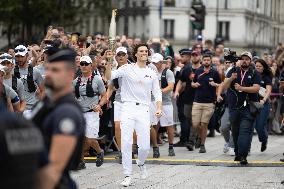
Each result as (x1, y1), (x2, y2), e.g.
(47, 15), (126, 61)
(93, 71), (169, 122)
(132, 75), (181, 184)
(114, 101), (122, 122)
(150, 102), (174, 127)
(84, 111), (100, 139)
(192, 102), (215, 126)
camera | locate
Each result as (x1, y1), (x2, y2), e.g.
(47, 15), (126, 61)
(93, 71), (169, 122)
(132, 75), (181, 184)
(224, 48), (239, 63)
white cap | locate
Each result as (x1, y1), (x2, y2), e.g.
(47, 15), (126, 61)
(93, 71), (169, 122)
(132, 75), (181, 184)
(116, 47), (127, 55)
(240, 51), (252, 60)
(15, 45), (28, 56)
(80, 56), (92, 64)
(0, 65), (6, 74)
(0, 53), (13, 64)
(151, 53), (164, 63)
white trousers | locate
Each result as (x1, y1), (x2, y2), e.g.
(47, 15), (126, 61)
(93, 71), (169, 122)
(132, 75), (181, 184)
(121, 102), (151, 176)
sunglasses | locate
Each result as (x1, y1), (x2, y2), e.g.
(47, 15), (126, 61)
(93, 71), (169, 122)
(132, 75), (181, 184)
(0, 55), (12, 60)
(80, 61), (91, 66)
(15, 48), (26, 53)
(117, 53), (126, 57)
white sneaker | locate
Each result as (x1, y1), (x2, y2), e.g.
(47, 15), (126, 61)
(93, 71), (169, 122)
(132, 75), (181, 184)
(136, 160), (147, 179)
(228, 147), (235, 156)
(223, 143), (229, 154)
(120, 176), (132, 187)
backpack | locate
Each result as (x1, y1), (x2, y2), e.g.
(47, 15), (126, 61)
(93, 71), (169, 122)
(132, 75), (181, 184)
(14, 65), (36, 93)
(161, 68), (168, 89)
(74, 72), (99, 99)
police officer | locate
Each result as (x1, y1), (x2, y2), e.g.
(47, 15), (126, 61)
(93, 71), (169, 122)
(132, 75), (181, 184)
(0, 65), (21, 112)
(0, 53), (26, 112)
(73, 55), (107, 167)
(0, 87), (43, 189)
(219, 51), (260, 165)
(14, 45), (44, 117)
(173, 48), (191, 147)
(30, 47), (85, 189)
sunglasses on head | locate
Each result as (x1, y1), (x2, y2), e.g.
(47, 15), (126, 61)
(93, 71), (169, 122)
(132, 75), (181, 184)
(0, 55), (12, 60)
(15, 48), (26, 53)
(80, 61), (91, 66)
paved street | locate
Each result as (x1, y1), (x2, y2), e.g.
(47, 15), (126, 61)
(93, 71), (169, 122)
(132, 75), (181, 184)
(72, 134), (284, 189)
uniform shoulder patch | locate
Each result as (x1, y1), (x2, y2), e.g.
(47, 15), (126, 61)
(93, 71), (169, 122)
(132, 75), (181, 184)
(59, 118), (75, 134)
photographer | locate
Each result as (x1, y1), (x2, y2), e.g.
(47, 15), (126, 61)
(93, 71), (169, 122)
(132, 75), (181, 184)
(219, 51), (260, 165)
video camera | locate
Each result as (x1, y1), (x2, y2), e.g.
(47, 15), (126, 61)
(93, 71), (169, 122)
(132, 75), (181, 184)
(224, 48), (239, 63)
(224, 48), (240, 73)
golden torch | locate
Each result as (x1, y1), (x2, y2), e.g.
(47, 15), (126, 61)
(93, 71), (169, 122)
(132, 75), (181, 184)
(109, 9), (117, 53)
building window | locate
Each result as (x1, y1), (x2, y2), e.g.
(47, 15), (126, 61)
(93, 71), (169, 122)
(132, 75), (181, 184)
(256, 0), (259, 8)
(164, 0), (175, 7)
(217, 21), (230, 40)
(141, 1), (146, 7)
(164, 19), (174, 39)
(224, 0), (228, 9)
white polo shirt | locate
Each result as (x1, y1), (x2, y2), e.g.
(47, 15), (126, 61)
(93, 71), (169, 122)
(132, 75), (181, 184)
(111, 63), (162, 106)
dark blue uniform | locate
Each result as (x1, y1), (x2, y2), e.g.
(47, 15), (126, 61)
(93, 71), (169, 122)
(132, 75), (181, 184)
(33, 94), (85, 189)
(226, 67), (261, 160)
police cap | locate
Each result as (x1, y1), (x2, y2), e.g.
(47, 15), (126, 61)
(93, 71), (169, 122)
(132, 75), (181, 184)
(179, 48), (192, 56)
(46, 47), (76, 63)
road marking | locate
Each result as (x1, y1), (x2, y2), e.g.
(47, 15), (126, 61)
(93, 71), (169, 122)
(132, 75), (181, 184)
(84, 157), (284, 165)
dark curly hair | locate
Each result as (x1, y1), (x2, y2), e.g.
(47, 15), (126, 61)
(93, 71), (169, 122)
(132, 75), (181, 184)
(132, 43), (150, 62)
(255, 58), (272, 79)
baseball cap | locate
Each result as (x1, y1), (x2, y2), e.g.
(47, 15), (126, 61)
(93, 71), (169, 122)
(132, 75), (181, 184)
(191, 50), (201, 56)
(0, 53), (13, 64)
(14, 45), (28, 57)
(80, 56), (92, 64)
(116, 47), (127, 55)
(151, 53), (164, 63)
(240, 51), (252, 60)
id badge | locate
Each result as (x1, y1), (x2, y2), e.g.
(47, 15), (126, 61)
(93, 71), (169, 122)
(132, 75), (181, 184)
(244, 101), (247, 107)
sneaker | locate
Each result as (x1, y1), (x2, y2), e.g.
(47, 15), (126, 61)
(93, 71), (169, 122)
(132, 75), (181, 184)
(120, 176), (132, 187)
(240, 157), (248, 165)
(96, 151), (104, 167)
(186, 143), (194, 151)
(173, 141), (186, 147)
(199, 145), (206, 153)
(168, 148), (175, 156)
(261, 141), (267, 152)
(207, 130), (215, 137)
(136, 160), (147, 179)
(234, 156), (241, 161)
(281, 180), (284, 185)
(280, 158), (284, 162)
(115, 152), (122, 164)
(76, 160), (86, 170)
(195, 138), (201, 149)
(223, 143), (229, 154)
(228, 148), (235, 156)
(153, 147), (160, 158)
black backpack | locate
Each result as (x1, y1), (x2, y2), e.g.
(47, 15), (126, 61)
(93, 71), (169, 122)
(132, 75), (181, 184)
(161, 68), (168, 89)
(14, 65), (36, 93)
(74, 71), (99, 99)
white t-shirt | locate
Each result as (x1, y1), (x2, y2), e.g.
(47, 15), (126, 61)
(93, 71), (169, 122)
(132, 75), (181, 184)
(111, 63), (162, 106)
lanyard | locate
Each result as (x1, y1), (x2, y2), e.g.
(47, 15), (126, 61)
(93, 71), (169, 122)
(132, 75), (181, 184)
(197, 69), (209, 79)
(240, 70), (247, 86)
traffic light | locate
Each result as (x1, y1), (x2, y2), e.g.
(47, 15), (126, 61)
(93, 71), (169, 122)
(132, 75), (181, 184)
(190, 0), (206, 30)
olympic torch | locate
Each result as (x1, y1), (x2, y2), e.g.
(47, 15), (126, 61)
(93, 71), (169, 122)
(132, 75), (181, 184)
(109, 9), (117, 52)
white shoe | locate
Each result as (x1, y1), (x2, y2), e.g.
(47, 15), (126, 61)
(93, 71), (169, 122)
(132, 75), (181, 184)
(136, 160), (147, 179)
(223, 143), (229, 154)
(120, 176), (132, 187)
(228, 147), (235, 156)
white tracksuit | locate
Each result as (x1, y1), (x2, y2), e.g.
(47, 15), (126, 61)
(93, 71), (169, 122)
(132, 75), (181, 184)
(111, 63), (162, 176)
